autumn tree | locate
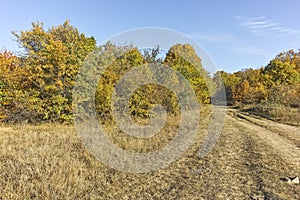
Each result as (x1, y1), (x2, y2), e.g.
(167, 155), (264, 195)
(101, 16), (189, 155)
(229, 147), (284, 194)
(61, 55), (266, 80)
(275, 50), (300, 73)
(218, 50), (300, 108)
(142, 46), (163, 63)
(262, 53), (300, 107)
(164, 44), (214, 104)
(233, 68), (267, 104)
(95, 44), (146, 120)
(12, 20), (96, 122)
(94, 44), (181, 121)
(0, 50), (24, 120)
(263, 59), (299, 87)
(214, 71), (240, 105)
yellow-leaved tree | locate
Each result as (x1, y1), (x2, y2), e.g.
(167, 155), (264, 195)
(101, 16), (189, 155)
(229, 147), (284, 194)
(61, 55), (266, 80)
(9, 20), (96, 122)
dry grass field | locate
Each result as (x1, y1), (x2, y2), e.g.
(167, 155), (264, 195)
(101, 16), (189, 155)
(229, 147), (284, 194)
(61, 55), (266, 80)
(1, 107), (299, 199)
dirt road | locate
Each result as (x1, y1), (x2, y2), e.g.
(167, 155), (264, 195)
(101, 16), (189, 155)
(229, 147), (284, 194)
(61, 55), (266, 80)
(208, 108), (300, 199)
(227, 109), (300, 168)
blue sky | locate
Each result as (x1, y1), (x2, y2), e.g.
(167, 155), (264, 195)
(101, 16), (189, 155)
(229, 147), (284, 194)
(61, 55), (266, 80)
(1, 0), (300, 72)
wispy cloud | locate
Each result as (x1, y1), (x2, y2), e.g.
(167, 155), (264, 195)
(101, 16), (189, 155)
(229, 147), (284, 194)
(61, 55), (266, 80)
(239, 16), (300, 36)
(189, 33), (268, 56)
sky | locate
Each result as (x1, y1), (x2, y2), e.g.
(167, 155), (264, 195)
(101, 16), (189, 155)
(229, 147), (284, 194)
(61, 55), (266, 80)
(1, 0), (300, 73)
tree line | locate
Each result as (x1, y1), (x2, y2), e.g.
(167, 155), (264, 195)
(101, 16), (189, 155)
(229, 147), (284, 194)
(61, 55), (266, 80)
(214, 50), (300, 107)
(0, 20), (213, 123)
(0, 20), (299, 123)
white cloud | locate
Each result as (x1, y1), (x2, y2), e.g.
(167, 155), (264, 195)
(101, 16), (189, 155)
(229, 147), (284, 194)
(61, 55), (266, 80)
(239, 16), (300, 36)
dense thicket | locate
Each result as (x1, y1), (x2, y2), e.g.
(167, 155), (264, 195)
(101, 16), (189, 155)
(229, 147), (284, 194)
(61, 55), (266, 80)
(214, 50), (300, 124)
(1, 20), (298, 124)
(214, 50), (300, 107)
(1, 21), (96, 123)
(0, 21), (213, 123)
